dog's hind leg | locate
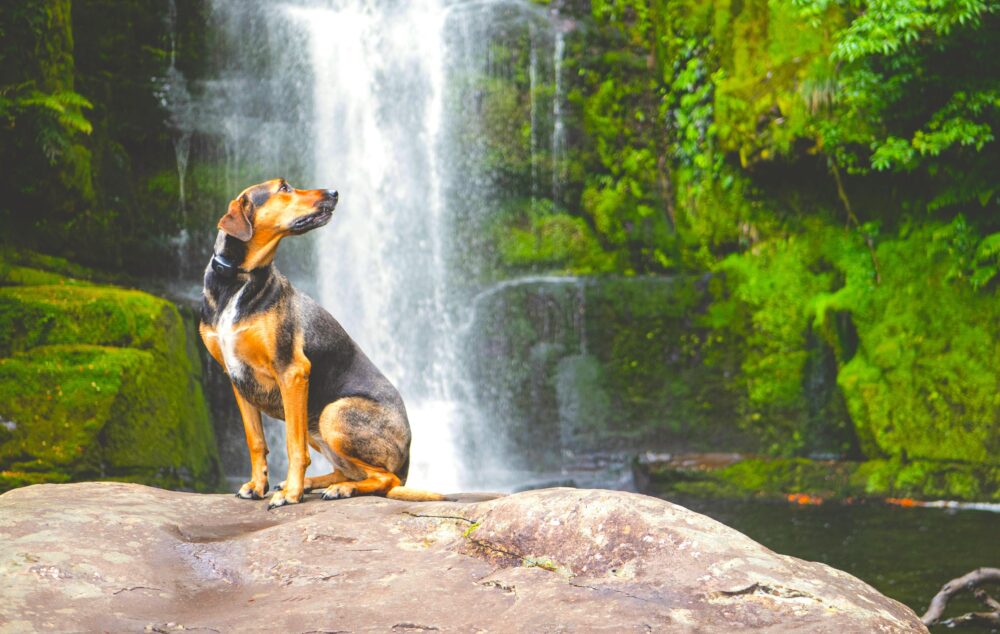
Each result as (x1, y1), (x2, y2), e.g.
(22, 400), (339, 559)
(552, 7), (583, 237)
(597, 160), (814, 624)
(276, 437), (350, 492)
(277, 471), (349, 492)
(315, 397), (409, 500)
(320, 466), (400, 500)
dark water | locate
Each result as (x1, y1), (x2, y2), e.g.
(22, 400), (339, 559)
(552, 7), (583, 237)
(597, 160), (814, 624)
(663, 495), (1000, 633)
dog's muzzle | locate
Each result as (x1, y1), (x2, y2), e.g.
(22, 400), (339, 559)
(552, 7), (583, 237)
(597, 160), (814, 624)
(290, 190), (338, 233)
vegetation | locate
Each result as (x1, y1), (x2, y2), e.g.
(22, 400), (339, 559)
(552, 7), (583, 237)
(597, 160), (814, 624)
(0, 250), (222, 491)
(646, 457), (1000, 502)
(474, 0), (999, 485)
(0, 0), (207, 273)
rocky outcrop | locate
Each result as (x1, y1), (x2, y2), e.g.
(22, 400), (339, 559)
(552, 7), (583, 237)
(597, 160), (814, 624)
(0, 254), (222, 492)
(0, 482), (926, 632)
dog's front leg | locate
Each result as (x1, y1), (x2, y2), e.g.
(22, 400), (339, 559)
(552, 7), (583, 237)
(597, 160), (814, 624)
(268, 359), (311, 509)
(232, 386), (270, 499)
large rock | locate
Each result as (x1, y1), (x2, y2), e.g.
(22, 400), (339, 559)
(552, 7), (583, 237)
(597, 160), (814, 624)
(0, 258), (222, 492)
(0, 482), (926, 632)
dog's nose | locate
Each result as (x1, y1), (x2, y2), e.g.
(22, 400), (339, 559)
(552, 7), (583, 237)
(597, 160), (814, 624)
(325, 190), (339, 202)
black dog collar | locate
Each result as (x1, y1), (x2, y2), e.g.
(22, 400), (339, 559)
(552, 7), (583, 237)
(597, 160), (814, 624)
(210, 253), (243, 278)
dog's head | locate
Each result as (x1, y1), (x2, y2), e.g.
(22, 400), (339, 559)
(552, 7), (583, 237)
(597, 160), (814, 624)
(217, 179), (338, 269)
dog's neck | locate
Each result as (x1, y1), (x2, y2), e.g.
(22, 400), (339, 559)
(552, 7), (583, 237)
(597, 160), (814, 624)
(203, 233), (278, 308)
(202, 237), (283, 325)
(210, 233), (250, 280)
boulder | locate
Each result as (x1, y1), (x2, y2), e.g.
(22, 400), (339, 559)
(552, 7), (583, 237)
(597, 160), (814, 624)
(0, 482), (926, 632)
(0, 260), (222, 492)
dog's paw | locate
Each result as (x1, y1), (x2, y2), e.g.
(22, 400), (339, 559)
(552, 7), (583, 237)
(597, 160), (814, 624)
(321, 484), (356, 500)
(236, 480), (269, 500)
(266, 490), (302, 510)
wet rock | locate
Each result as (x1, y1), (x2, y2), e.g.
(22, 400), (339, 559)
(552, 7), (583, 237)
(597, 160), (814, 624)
(0, 483), (926, 632)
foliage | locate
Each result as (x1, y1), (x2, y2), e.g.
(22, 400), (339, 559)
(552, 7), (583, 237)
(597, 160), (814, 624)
(495, 199), (617, 274)
(500, 0), (1000, 478)
(647, 456), (1000, 502)
(0, 84), (93, 160)
(830, 222), (1000, 464)
(0, 0), (207, 273)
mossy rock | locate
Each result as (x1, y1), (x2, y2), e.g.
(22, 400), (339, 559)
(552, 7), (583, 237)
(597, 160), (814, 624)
(0, 248), (110, 284)
(0, 284), (171, 357)
(831, 225), (1000, 465)
(0, 259), (222, 492)
(647, 457), (1000, 502)
(0, 265), (89, 287)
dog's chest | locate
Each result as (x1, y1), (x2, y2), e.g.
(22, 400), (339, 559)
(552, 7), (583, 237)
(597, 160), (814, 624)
(212, 285), (284, 417)
(216, 284), (251, 381)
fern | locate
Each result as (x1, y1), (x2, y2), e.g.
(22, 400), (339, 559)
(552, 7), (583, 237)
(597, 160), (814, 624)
(1, 83), (93, 163)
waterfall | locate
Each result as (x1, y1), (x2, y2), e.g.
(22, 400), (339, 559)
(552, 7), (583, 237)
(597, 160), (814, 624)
(158, 0), (194, 274)
(552, 25), (566, 206)
(186, 0), (560, 492)
(283, 1), (460, 491)
(529, 22), (539, 201)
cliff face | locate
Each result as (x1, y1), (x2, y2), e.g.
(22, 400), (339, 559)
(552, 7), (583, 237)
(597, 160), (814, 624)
(0, 482), (927, 632)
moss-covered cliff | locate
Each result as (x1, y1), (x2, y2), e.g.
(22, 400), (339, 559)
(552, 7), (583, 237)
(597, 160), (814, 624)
(0, 252), (222, 491)
(468, 1), (998, 498)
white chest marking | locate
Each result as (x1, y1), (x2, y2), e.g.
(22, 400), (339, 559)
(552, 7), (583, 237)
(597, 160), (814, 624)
(217, 283), (249, 381)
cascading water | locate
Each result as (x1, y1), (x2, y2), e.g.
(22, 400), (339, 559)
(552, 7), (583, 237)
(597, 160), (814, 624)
(158, 0), (195, 275)
(181, 0), (567, 491)
(284, 1), (462, 491)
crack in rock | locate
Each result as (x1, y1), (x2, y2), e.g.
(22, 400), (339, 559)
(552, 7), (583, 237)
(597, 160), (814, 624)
(114, 585), (164, 595)
(568, 579), (653, 603)
(712, 582), (817, 602)
(402, 511), (476, 524)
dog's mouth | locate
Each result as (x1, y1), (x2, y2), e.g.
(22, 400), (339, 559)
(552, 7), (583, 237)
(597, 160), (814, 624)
(289, 207), (334, 234)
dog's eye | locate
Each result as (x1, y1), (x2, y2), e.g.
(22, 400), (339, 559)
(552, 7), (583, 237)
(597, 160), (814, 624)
(278, 181), (290, 193)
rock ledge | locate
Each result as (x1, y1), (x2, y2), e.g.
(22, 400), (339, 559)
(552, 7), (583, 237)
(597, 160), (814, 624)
(0, 483), (926, 632)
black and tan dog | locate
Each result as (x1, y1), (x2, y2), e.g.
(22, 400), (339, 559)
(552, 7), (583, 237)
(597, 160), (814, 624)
(200, 179), (444, 509)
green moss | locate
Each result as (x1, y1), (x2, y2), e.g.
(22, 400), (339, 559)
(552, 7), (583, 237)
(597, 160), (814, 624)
(830, 224), (1000, 465)
(579, 277), (711, 443)
(522, 555), (570, 575)
(0, 248), (104, 283)
(706, 216), (999, 471)
(649, 457), (1000, 502)
(462, 522), (482, 538)
(856, 460), (1000, 502)
(0, 265), (84, 287)
(0, 258), (222, 492)
(498, 211), (617, 274)
(0, 344), (151, 476)
(0, 284), (169, 357)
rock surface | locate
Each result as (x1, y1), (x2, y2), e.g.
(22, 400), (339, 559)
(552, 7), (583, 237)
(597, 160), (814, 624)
(0, 482), (927, 632)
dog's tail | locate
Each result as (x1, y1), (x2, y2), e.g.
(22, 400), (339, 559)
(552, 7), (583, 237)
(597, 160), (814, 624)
(386, 486), (454, 502)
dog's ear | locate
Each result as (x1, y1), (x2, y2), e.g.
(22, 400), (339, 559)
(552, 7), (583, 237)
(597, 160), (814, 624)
(218, 195), (253, 242)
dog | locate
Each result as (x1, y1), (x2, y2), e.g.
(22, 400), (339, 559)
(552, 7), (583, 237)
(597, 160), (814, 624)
(199, 179), (445, 508)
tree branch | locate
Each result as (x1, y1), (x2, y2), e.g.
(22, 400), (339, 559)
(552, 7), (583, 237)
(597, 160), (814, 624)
(921, 567), (1000, 627)
(828, 158), (881, 284)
